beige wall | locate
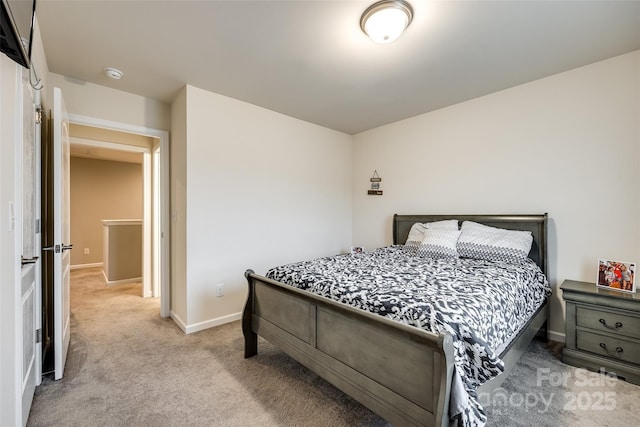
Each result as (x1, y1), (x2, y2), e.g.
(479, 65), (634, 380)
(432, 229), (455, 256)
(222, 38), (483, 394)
(171, 85), (353, 331)
(70, 157), (143, 266)
(352, 50), (640, 340)
(31, 17), (50, 108)
(46, 72), (171, 131)
(103, 221), (142, 281)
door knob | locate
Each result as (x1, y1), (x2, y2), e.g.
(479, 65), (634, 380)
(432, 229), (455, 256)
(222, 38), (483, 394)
(42, 244), (73, 253)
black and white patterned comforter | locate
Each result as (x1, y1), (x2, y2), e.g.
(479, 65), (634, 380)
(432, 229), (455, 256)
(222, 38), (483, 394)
(266, 246), (551, 427)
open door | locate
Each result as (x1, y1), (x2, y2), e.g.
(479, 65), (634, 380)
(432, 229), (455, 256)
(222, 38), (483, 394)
(20, 65), (39, 427)
(52, 87), (72, 380)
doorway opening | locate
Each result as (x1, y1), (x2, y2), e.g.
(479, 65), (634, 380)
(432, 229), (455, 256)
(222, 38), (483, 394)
(66, 115), (169, 316)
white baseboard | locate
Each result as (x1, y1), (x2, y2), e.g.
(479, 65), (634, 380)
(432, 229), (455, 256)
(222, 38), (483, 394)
(548, 329), (565, 343)
(185, 312), (242, 334)
(170, 311), (188, 333)
(106, 277), (142, 286)
(169, 311), (242, 334)
(71, 262), (103, 270)
(101, 269), (142, 286)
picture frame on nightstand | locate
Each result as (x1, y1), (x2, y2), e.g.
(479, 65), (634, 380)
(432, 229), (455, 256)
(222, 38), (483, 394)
(597, 259), (636, 293)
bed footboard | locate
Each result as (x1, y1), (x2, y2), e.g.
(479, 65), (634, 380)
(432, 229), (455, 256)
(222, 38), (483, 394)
(243, 269), (455, 427)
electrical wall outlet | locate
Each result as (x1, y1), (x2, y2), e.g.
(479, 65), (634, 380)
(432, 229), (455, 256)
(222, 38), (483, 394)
(83, 248), (90, 255)
(216, 284), (224, 297)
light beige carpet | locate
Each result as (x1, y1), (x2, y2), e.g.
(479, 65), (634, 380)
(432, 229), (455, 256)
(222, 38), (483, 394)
(27, 268), (387, 426)
(28, 268), (640, 426)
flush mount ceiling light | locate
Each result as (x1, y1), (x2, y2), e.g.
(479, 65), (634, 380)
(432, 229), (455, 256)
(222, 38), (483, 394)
(104, 67), (124, 80)
(360, 0), (413, 44)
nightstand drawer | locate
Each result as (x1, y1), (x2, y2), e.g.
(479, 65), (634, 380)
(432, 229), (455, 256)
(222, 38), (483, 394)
(576, 306), (640, 340)
(576, 330), (640, 366)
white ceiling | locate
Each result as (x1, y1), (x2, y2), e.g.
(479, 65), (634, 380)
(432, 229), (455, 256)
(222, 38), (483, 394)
(37, 1), (640, 135)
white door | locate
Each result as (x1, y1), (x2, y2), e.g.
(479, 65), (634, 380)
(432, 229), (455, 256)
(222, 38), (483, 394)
(52, 87), (71, 380)
(20, 66), (39, 426)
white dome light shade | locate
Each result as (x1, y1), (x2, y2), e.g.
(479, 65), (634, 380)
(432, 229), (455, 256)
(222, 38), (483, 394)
(361, 0), (413, 44)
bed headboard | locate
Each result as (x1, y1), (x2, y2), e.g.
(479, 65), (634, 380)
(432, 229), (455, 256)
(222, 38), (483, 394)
(393, 214), (548, 276)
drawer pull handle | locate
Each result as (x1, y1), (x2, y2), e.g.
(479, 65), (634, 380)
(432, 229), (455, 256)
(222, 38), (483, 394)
(599, 342), (624, 357)
(599, 318), (623, 330)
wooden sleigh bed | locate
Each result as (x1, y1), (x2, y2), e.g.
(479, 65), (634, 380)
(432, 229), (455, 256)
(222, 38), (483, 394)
(243, 214), (549, 427)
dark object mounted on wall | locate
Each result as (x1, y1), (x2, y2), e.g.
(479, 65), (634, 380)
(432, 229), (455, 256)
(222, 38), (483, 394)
(1, 0), (37, 68)
(368, 170), (383, 195)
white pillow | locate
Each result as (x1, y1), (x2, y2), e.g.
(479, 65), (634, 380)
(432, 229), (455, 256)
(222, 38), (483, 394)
(417, 228), (462, 259)
(405, 223), (428, 251)
(426, 219), (459, 230)
(404, 219), (459, 254)
(457, 221), (533, 263)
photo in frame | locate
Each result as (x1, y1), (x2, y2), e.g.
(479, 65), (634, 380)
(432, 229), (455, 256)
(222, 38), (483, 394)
(597, 259), (636, 293)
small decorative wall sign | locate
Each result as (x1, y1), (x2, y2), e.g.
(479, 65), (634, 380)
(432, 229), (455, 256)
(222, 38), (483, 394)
(597, 259), (636, 293)
(368, 170), (383, 195)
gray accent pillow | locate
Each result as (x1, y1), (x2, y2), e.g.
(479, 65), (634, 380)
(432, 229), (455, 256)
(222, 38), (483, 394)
(417, 228), (462, 259)
(457, 221), (533, 263)
(404, 219), (459, 255)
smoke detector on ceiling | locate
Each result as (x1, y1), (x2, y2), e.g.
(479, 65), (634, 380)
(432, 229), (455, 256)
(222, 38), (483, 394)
(104, 67), (124, 80)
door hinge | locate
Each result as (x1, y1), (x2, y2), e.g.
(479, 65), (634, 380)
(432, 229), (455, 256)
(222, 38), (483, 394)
(35, 107), (43, 125)
(35, 218), (40, 234)
(36, 329), (42, 344)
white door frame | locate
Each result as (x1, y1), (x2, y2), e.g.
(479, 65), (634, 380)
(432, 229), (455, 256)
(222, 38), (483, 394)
(152, 145), (161, 298)
(34, 90), (42, 387)
(67, 114), (170, 317)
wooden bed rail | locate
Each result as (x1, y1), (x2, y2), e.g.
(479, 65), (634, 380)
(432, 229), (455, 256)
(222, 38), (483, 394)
(243, 269), (456, 427)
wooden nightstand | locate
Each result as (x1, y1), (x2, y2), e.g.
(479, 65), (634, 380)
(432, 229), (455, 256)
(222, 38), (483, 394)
(561, 280), (640, 385)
